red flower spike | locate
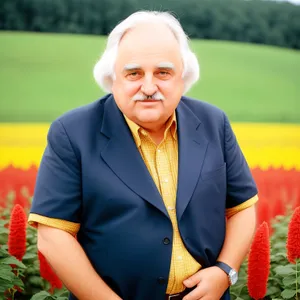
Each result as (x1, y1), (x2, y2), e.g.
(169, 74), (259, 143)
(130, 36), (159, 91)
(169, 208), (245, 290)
(247, 222), (271, 300)
(38, 251), (63, 293)
(8, 204), (27, 261)
(286, 206), (300, 264)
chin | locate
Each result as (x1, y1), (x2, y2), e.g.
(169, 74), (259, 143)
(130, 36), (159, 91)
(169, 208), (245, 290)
(136, 111), (162, 124)
(137, 116), (160, 124)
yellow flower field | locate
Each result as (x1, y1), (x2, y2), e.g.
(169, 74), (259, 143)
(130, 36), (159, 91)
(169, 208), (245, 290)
(0, 123), (300, 170)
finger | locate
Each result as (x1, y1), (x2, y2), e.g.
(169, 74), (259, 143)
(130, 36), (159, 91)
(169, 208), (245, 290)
(182, 286), (206, 300)
(183, 273), (201, 288)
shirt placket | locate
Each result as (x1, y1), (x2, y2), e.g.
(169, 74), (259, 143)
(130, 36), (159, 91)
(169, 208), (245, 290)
(156, 140), (183, 293)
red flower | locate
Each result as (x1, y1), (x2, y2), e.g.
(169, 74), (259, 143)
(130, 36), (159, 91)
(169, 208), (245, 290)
(272, 197), (285, 219)
(8, 204), (27, 261)
(286, 206), (300, 264)
(247, 222), (271, 300)
(38, 251), (63, 293)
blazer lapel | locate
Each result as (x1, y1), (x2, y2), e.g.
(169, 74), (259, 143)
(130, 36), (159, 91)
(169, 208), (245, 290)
(176, 100), (209, 221)
(100, 95), (169, 218)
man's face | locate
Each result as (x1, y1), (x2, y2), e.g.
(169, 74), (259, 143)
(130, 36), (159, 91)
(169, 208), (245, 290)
(112, 22), (184, 128)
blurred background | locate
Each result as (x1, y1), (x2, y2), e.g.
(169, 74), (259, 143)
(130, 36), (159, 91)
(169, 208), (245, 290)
(0, 0), (300, 219)
(0, 0), (300, 298)
(1, 0), (300, 218)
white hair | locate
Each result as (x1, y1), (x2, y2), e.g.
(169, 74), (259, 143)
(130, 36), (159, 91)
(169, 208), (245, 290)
(93, 10), (200, 94)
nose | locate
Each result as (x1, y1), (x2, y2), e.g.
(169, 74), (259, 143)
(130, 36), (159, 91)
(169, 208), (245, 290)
(141, 75), (158, 96)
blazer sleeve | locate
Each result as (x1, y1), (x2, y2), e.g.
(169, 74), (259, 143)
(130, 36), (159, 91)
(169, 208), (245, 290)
(28, 119), (81, 235)
(223, 113), (258, 210)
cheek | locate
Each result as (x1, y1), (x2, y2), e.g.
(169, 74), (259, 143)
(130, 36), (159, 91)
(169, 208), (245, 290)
(122, 81), (142, 97)
(112, 78), (141, 97)
(159, 78), (184, 96)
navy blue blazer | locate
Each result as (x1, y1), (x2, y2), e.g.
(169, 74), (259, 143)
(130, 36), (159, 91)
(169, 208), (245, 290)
(30, 94), (257, 300)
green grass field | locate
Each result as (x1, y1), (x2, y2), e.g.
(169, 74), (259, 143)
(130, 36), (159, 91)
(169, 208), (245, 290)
(0, 31), (299, 123)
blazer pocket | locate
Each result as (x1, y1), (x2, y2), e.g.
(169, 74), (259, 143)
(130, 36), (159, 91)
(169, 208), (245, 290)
(201, 163), (226, 181)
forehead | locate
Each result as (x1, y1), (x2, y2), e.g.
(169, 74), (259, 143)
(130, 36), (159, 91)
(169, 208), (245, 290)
(115, 22), (182, 70)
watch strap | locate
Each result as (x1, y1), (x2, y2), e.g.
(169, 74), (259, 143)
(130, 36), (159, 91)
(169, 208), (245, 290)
(215, 261), (232, 275)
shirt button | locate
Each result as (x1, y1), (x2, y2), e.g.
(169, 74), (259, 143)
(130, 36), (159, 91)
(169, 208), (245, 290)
(157, 277), (166, 285)
(164, 178), (169, 183)
(163, 237), (170, 245)
(157, 149), (161, 153)
(167, 206), (175, 211)
(177, 256), (183, 260)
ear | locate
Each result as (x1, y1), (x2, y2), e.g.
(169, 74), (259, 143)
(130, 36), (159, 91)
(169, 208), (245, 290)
(110, 75), (116, 93)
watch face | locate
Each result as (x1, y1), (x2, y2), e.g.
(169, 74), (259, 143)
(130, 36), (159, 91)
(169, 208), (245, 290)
(229, 269), (238, 285)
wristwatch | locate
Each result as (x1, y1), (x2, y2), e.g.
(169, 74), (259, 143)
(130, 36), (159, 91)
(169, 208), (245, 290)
(215, 261), (238, 286)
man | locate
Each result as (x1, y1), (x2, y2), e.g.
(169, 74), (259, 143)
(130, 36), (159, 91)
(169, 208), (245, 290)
(28, 10), (258, 300)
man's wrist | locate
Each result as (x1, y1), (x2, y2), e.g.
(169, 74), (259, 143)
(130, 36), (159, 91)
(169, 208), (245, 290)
(215, 261), (238, 286)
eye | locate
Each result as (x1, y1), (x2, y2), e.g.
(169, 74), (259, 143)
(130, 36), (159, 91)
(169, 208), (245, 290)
(157, 70), (171, 79)
(126, 72), (142, 80)
(130, 72), (138, 76)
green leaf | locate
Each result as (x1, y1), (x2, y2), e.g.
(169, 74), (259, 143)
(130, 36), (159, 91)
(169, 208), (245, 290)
(23, 252), (37, 260)
(271, 252), (288, 261)
(0, 227), (8, 235)
(53, 289), (69, 297)
(30, 291), (53, 300)
(283, 276), (296, 286)
(0, 271), (14, 282)
(275, 252), (287, 257)
(27, 245), (38, 252)
(0, 217), (8, 223)
(273, 241), (287, 249)
(281, 289), (296, 299)
(29, 275), (44, 287)
(0, 257), (26, 268)
(0, 264), (12, 272)
(0, 236), (8, 245)
(0, 278), (14, 293)
(275, 265), (295, 276)
(0, 247), (9, 257)
(12, 276), (24, 289)
(266, 285), (281, 295)
(26, 266), (39, 275)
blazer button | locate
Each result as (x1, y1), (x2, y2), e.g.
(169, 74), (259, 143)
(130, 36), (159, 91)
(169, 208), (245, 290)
(157, 277), (166, 285)
(163, 237), (170, 245)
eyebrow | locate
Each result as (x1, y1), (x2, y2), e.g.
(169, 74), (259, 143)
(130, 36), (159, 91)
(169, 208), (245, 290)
(123, 63), (141, 72)
(156, 62), (175, 70)
(122, 62), (175, 72)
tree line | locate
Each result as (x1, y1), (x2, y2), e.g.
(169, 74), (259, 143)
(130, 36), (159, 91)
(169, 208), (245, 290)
(0, 0), (299, 49)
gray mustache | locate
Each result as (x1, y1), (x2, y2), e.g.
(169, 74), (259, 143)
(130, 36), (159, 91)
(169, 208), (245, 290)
(132, 92), (165, 101)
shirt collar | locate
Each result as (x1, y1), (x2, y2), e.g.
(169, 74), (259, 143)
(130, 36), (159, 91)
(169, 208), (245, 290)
(124, 112), (177, 147)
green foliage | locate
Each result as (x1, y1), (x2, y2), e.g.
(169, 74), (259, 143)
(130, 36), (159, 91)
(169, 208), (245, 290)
(1, 198), (300, 299)
(0, 204), (69, 300)
(0, 248), (26, 299)
(0, 0), (299, 49)
(29, 289), (69, 300)
(230, 212), (300, 300)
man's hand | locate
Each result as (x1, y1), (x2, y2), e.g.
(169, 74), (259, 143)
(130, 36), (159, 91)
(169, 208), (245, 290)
(182, 266), (229, 300)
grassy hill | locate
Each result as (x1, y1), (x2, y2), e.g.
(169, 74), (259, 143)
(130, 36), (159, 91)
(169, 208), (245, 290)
(0, 31), (299, 123)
